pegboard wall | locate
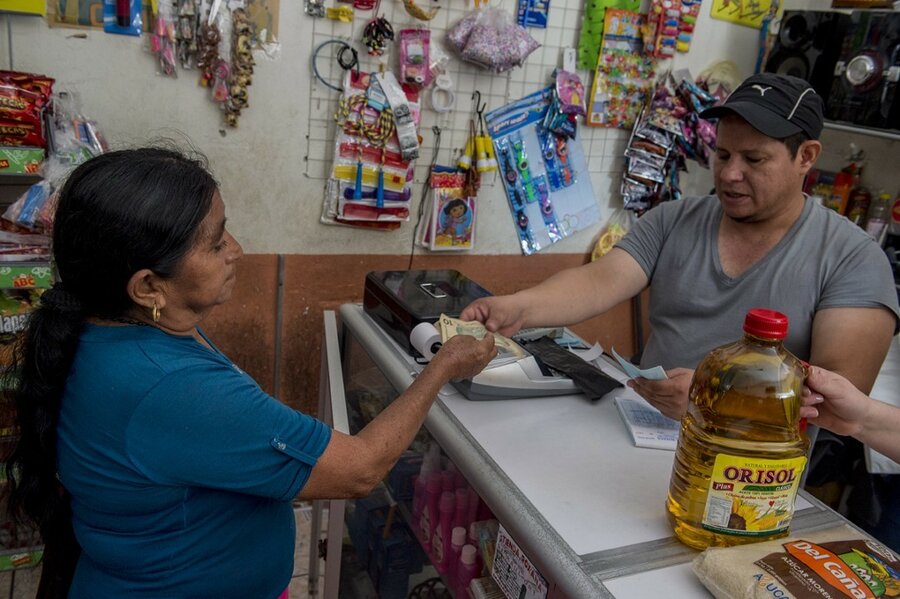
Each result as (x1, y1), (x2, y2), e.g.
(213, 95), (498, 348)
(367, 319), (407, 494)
(303, 0), (640, 250)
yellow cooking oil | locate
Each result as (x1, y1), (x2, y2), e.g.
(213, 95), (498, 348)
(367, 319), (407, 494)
(666, 308), (809, 550)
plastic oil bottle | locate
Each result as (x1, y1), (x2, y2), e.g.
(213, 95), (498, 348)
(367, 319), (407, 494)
(666, 308), (809, 550)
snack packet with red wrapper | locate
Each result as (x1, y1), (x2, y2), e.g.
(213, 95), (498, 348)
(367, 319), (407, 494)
(0, 86), (44, 123)
(0, 71), (54, 100)
(0, 119), (45, 147)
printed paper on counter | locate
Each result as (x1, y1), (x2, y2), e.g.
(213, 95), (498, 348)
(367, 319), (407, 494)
(614, 395), (679, 451)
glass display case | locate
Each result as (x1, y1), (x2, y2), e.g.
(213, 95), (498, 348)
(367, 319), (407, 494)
(311, 306), (865, 599)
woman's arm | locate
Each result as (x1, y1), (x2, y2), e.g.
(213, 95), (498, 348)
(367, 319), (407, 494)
(803, 365), (900, 464)
(299, 333), (496, 499)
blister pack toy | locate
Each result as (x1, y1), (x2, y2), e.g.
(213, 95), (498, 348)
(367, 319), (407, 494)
(496, 139), (538, 254)
(586, 9), (656, 129)
(103, 0), (142, 36)
(555, 70), (586, 116)
(321, 70), (421, 230)
(486, 88), (600, 256)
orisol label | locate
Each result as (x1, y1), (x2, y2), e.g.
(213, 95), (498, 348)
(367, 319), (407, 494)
(702, 454), (807, 537)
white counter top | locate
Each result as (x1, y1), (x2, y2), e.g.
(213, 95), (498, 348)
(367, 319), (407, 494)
(334, 305), (855, 598)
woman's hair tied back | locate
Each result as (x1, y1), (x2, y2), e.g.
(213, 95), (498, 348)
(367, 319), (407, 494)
(39, 283), (84, 314)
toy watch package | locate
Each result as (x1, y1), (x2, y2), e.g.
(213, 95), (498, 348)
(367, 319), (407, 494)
(485, 88), (600, 256)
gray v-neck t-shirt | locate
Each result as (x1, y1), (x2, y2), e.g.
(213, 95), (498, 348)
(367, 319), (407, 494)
(616, 195), (900, 370)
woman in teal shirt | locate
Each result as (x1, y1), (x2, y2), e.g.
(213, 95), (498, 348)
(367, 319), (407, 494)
(4, 147), (496, 597)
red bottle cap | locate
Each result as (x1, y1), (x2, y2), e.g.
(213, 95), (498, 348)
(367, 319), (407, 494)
(743, 308), (789, 339)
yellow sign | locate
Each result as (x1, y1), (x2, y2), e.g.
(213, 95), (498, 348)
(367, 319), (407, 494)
(0, 0), (46, 16)
(710, 0), (776, 29)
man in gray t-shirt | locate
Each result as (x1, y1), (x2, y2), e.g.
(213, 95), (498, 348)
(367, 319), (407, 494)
(616, 192), (897, 373)
(461, 72), (899, 421)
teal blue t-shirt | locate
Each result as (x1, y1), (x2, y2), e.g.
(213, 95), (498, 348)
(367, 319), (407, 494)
(57, 324), (332, 598)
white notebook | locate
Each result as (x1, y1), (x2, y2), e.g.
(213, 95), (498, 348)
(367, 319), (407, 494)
(614, 395), (680, 451)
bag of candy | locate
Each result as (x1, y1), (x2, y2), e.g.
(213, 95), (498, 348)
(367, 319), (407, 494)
(452, 7), (540, 73)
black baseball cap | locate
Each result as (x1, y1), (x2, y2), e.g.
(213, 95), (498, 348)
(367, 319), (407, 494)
(700, 73), (824, 140)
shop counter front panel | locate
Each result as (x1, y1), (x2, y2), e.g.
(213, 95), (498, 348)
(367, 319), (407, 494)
(332, 305), (850, 598)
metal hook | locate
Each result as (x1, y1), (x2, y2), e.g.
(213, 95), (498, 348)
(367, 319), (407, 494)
(471, 90), (486, 117)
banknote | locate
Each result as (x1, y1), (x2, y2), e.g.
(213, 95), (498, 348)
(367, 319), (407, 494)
(611, 347), (668, 380)
(438, 314), (528, 362)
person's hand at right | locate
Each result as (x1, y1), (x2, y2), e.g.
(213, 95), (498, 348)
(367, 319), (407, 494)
(801, 365), (869, 438)
(459, 296), (526, 337)
(429, 333), (497, 381)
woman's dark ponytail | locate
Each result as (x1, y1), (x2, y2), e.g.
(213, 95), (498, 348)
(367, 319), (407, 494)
(6, 285), (85, 534)
(6, 287), (86, 597)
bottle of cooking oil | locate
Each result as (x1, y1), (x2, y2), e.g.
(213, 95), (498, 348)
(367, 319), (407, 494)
(666, 308), (809, 550)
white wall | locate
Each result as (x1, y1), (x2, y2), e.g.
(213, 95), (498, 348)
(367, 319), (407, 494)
(1, 0), (896, 254)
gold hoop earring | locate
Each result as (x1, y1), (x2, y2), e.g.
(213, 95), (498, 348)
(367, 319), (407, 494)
(152, 303), (161, 323)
